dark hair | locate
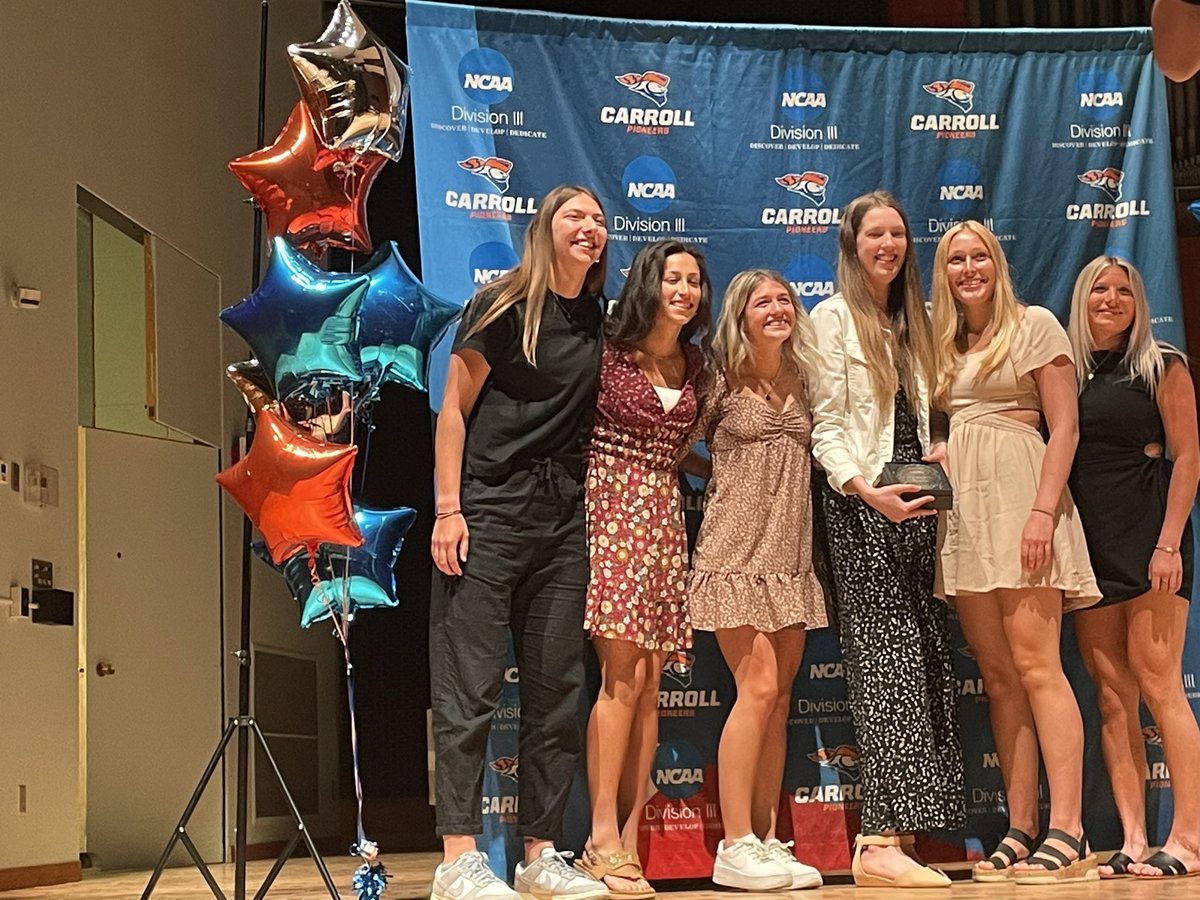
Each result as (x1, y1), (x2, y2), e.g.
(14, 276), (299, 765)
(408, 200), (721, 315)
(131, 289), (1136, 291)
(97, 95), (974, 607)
(605, 239), (713, 356)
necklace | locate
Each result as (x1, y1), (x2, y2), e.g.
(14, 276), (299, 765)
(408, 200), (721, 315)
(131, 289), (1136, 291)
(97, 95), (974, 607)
(750, 360), (785, 401)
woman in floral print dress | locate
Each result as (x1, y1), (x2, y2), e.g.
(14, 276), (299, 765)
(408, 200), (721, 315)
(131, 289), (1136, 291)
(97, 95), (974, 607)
(576, 239), (712, 896)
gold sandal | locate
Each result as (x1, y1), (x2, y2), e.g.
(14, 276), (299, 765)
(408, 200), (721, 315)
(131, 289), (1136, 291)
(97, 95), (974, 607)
(852, 834), (951, 888)
(575, 842), (656, 899)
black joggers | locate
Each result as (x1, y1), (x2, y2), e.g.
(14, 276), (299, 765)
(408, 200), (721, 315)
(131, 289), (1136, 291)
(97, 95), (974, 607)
(429, 461), (589, 839)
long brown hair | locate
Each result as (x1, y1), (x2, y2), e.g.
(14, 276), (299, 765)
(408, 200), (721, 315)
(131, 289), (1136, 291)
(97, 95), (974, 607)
(464, 185), (608, 364)
(836, 190), (934, 408)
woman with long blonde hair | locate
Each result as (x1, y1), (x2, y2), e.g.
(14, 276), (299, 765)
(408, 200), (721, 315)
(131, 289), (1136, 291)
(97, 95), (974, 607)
(932, 220), (1100, 884)
(430, 185), (610, 900)
(688, 270), (824, 891)
(810, 191), (964, 889)
(1066, 256), (1200, 880)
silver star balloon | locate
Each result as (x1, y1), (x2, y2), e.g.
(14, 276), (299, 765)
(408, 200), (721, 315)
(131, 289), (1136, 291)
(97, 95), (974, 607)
(287, 0), (410, 161)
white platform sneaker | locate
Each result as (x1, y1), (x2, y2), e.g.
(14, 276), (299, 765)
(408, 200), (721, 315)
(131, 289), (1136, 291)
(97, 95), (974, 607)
(764, 838), (824, 889)
(712, 836), (793, 891)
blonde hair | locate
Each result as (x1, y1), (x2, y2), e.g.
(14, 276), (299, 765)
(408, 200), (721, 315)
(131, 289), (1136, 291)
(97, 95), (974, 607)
(713, 269), (817, 389)
(1067, 255), (1182, 396)
(836, 191), (935, 409)
(930, 220), (1021, 410)
(465, 185), (608, 365)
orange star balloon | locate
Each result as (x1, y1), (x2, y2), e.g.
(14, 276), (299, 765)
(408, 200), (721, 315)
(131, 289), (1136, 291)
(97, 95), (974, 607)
(228, 101), (386, 254)
(217, 407), (362, 563)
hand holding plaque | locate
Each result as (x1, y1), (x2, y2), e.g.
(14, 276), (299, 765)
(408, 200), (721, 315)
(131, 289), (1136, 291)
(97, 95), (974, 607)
(877, 462), (953, 510)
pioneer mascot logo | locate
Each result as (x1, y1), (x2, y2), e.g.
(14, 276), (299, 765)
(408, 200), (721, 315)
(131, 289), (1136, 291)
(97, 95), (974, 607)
(806, 743), (861, 779)
(662, 650), (695, 687)
(489, 755), (520, 782)
(616, 70), (670, 107)
(458, 156), (513, 193)
(1078, 166), (1124, 202)
(1143, 725), (1162, 746)
(923, 79), (975, 113)
(776, 171), (828, 206)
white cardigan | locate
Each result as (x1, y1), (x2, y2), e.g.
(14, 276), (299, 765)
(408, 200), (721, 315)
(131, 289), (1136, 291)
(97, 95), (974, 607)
(809, 293), (934, 494)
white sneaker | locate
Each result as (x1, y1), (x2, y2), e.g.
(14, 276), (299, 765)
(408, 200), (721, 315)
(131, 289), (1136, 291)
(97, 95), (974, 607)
(514, 848), (608, 899)
(432, 851), (520, 900)
(712, 836), (793, 891)
(764, 838), (824, 889)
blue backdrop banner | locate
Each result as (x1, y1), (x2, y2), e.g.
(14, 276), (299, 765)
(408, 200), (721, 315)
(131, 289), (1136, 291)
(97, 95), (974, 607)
(407, 0), (1196, 878)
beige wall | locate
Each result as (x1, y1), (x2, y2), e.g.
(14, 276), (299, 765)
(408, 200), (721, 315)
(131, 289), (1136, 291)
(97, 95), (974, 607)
(0, 0), (335, 875)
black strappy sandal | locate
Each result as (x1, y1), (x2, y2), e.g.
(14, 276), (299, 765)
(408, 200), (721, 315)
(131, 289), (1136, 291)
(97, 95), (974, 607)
(972, 828), (1037, 882)
(1012, 829), (1099, 884)
(1134, 850), (1200, 879)
(1100, 851), (1134, 879)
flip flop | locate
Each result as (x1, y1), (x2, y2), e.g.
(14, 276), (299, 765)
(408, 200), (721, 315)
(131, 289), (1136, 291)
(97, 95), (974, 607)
(1100, 851), (1134, 879)
(1135, 850), (1200, 879)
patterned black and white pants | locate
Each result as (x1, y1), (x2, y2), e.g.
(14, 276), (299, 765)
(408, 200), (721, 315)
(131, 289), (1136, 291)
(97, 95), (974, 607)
(819, 482), (966, 834)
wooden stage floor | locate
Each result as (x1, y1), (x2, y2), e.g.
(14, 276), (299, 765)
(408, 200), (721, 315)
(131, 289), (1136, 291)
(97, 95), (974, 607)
(2, 853), (1196, 898)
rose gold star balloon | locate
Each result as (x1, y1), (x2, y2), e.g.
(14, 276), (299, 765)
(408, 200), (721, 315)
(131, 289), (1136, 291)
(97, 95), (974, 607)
(217, 407), (362, 564)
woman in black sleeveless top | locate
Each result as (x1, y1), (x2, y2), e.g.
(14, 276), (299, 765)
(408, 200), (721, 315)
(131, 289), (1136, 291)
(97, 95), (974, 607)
(1067, 256), (1200, 880)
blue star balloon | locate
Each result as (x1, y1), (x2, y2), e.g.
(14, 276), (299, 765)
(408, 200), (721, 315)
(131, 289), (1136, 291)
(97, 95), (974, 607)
(254, 504), (417, 628)
(220, 237), (369, 401)
(357, 241), (459, 397)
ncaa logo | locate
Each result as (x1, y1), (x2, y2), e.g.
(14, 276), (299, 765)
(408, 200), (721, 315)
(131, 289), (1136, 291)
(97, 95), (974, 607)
(622, 155), (677, 214)
(936, 159), (985, 216)
(469, 242), (519, 286)
(779, 64), (829, 123)
(652, 740), (705, 799)
(662, 650), (694, 687)
(489, 755), (519, 782)
(923, 78), (975, 113)
(458, 156), (513, 193)
(806, 743), (861, 780)
(1076, 68), (1124, 123)
(458, 48), (514, 103)
(1078, 166), (1124, 202)
(783, 255), (835, 311)
(616, 70), (670, 107)
(776, 171), (828, 206)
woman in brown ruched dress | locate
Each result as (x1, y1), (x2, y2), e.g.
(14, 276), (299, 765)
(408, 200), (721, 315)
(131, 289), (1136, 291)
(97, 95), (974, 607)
(689, 270), (825, 891)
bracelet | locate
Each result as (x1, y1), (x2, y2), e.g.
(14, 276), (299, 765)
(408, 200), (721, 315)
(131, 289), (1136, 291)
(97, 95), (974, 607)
(1155, 544), (1180, 555)
(436, 509), (462, 519)
(1031, 507), (1055, 518)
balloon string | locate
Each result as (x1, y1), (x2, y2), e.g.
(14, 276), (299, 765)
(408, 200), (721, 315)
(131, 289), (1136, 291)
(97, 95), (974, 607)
(308, 548), (347, 647)
(345, 643), (371, 852)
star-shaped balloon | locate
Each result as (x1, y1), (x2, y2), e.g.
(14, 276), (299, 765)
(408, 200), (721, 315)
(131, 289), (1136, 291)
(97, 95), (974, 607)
(218, 407), (362, 564)
(288, 0), (410, 161)
(226, 359), (277, 413)
(253, 504), (416, 628)
(357, 242), (460, 396)
(220, 237), (368, 401)
(229, 101), (386, 253)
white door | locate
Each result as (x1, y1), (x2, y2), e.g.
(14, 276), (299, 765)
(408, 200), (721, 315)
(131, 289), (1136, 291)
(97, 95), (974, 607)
(82, 427), (223, 869)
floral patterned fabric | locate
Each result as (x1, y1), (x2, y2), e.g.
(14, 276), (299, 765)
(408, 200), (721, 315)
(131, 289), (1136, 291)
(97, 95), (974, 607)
(584, 342), (702, 651)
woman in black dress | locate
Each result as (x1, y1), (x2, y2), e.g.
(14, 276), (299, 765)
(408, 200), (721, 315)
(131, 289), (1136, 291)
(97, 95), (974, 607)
(1067, 255), (1200, 879)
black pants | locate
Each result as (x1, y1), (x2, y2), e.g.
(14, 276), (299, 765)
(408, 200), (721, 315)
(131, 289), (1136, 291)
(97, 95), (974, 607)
(430, 462), (589, 839)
